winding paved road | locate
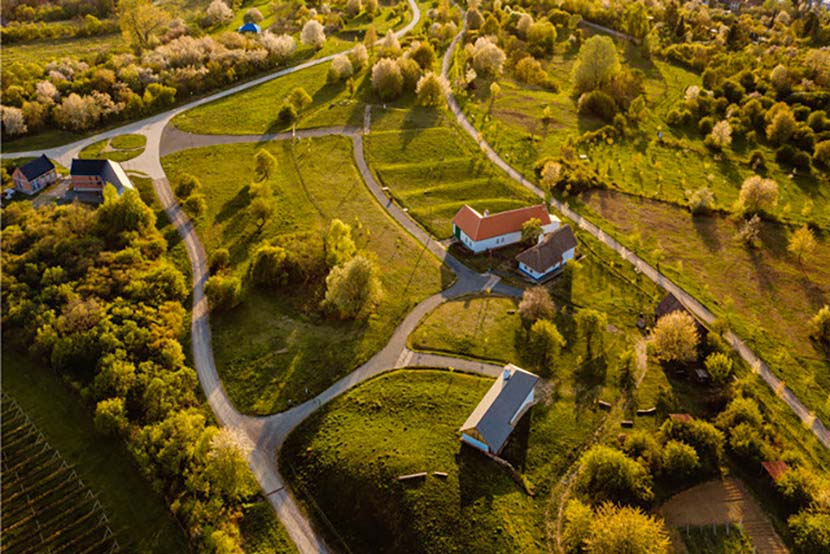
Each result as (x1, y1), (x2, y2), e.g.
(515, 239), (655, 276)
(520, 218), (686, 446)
(442, 13), (830, 449)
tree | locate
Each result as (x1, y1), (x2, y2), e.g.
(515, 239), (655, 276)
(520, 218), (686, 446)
(94, 397), (129, 436)
(586, 503), (670, 554)
(706, 120), (732, 151)
(98, 186), (156, 236)
(623, 1), (651, 40)
(324, 255), (383, 319)
(262, 32), (296, 62)
(766, 103), (797, 145)
(521, 217), (543, 244)
(204, 428), (258, 502)
(250, 196), (274, 229)
(254, 149), (277, 180)
(518, 286), (555, 324)
(617, 349), (636, 395)
(527, 20), (557, 56)
(777, 467), (818, 513)
(205, 275), (241, 311)
(516, 13), (534, 38)
(118, 0), (169, 51)
(659, 417), (725, 474)
(788, 225), (816, 264)
(541, 161), (563, 190)
(809, 305), (830, 344)
(378, 29), (401, 58)
(705, 352), (733, 386)
(182, 193), (207, 220)
(328, 54), (354, 83)
(735, 214), (762, 247)
(325, 219), (356, 268)
(814, 141), (830, 168)
(350, 43), (369, 70)
(409, 41), (436, 70)
(288, 87), (312, 112)
(371, 58), (403, 100)
(562, 499), (593, 554)
(575, 445), (654, 506)
(301, 20), (325, 49)
(789, 510), (830, 554)
(249, 244), (288, 287)
(575, 308), (607, 360)
(244, 7), (263, 23)
(466, 8), (483, 30)
(1, 106), (27, 136)
(364, 0), (378, 16)
(527, 319), (565, 375)
(687, 186), (714, 214)
(469, 37), (506, 77)
(364, 25), (378, 52)
(415, 72), (449, 107)
(345, 0), (361, 18)
(738, 175), (779, 214)
(206, 0), (233, 26)
(573, 36), (620, 94)
(652, 311), (699, 363)
(210, 248), (230, 271)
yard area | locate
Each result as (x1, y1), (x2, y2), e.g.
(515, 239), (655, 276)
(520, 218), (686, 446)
(580, 189), (830, 425)
(161, 136), (449, 414)
(365, 107), (540, 238)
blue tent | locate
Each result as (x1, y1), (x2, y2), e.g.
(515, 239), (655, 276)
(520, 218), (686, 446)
(238, 22), (261, 33)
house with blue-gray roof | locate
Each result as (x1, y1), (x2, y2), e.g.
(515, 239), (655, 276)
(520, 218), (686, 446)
(459, 364), (539, 455)
(12, 155), (58, 195)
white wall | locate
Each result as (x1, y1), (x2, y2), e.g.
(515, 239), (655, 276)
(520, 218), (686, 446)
(457, 213), (561, 254)
(518, 247), (576, 281)
(510, 389), (535, 427)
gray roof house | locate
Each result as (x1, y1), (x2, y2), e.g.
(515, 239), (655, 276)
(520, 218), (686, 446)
(459, 364), (539, 455)
(516, 224), (577, 281)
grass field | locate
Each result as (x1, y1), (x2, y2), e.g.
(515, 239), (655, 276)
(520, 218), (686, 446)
(579, 189), (830, 425)
(161, 136), (449, 414)
(455, 36), (829, 228)
(1, 353), (189, 553)
(365, 107), (541, 238)
(1, 32), (127, 65)
(681, 524), (755, 554)
(80, 134), (147, 162)
(281, 370), (544, 553)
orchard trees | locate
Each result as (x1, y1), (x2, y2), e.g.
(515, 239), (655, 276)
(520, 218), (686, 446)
(371, 58), (403, 100)
(301, 20), (326, 49)
(416, 72), (449, 107)
(468, 37), (506, 77)
(738, 175), (779, 214)
(788, 225), (816, 264)
(573, 36), (620, 95)
(119, 0), (169, 51)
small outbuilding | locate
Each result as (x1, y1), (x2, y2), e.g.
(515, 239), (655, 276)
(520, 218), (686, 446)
(452, 204), (560, 253)
(515, 224), (577, 281)
(70, 159), (135, 200)
(459, 364), (539, 455)
(237, 22), (261, 33)
(761, 460), (790, 483)
(12, 154), (58, 195)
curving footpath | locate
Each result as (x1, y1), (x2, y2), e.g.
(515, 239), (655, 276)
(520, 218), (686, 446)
(441, 14), (830, 450)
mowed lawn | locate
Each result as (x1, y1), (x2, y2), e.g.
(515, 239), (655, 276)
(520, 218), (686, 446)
(161, 136), (449, 414)
(582, 189), (830, 423)
(1, 353), (189, 553)
(281, 370), (544, 554)
(366, 107), (541, 238)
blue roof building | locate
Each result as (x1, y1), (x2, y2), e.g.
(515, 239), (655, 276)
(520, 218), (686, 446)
(238, 22), (261, 33)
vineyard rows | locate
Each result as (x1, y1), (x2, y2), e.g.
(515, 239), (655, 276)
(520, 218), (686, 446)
(1, 393), (119, 554)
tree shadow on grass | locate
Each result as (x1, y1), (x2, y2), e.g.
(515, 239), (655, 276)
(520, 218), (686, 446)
(457, 445), (520, 508)
(691, 213), (723, 253)
(572, 355), (608, 414)
(216, 184), (252, 224)
(501, 410), (532, 471)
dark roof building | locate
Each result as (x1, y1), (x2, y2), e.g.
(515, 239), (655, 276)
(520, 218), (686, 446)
(516, 224), (577, 280)
(655, 292), (707, 335)
(12, 154), (58, 195)
(70, 158), (134, 197)
(17, 155), (55, 181)
(460, 364), (539, 455)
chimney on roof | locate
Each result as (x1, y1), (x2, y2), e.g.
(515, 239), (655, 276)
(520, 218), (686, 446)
(483, 209), (490, 217)
(503, 368), (511, 381)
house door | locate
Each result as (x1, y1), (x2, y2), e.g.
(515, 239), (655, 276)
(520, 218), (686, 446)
(453, 225), (461, 240)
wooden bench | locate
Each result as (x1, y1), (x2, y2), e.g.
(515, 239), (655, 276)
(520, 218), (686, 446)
(397, 472), (427, 482)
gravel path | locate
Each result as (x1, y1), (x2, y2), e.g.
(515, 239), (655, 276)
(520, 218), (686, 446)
(441, 12), (829, 450)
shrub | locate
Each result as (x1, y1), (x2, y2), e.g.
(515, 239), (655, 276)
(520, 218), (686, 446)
(666, 108), (692, 127)
(705, 120), (732, 151)
(205, 274), (242, 311)
(578, 90), (618, 123)
(249, 244), (289, 287)
(738, 175), (778, 214)
(278, 102), (297, 124)
(209, 248), (230, 271)
(541, 161), (563, 190)
(659, 418), (724, 474)
(705, 352), (733, 386)
(586, 503), (671, 554)
(575, 445), (654, 507)
(623, 431), (660, 470)
(652, 311), (699, 363)
(814, 141), (830, 168)
(409, 41), (436, 70)
(661, 440), (700, 481)
(182, 193), (207, 219)
(778, 467), (819, 514)
(527, 20), (557, 56)
(325, 219), (356, 268)
(94, 397), (128, 436)
(328, 54), (354, 83)
(562, 499), (592, 553)
(345, 0), (361, 18)
(521, 217), (543, 244)
(788, 225), (817, 264)
(324, 254), (383, 319)
(288, 87), (312, 111)
(415, 72), (449, 107)
(766, 103), (797, 144)
(687, 186), (714, 214)
(809, 305), (830, 344)
(518, 286), (555, 324)
(378, 30), (401, 58)
(789, 511), (830, 554)
(727, 422), (767, 462)
(301, 19), (325, 49)
(698, 116), (715, 135)
(397, 57), (421, 92)
(515, 56), (555, 89)
(371, 58), (403, 100)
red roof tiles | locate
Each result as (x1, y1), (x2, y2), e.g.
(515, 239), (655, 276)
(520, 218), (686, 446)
(452, 204), (552, 242)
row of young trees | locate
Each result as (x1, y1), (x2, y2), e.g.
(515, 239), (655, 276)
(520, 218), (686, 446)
(1, 190), (261, 553)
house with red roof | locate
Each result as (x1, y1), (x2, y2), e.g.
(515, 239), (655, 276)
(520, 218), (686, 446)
(451, 204), (560, 253)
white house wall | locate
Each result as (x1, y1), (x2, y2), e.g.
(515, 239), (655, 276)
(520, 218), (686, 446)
(509, 389), (535, 427)
(518, 247), (576, 281)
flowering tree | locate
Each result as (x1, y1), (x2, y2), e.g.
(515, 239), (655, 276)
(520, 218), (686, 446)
(301, 20), (326, 49)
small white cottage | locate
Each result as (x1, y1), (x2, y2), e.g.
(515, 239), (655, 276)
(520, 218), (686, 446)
(451, 204), (560, 253)
(515, 224), (577, 281)
(459, 364), (539, 455)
